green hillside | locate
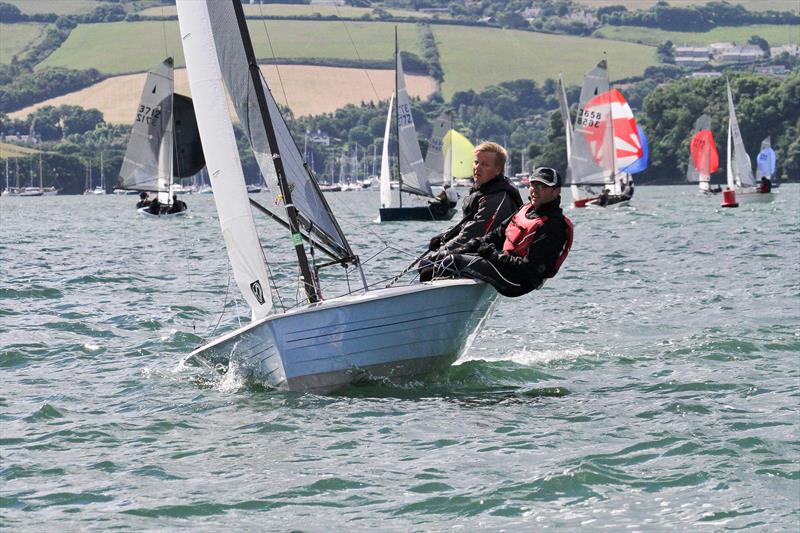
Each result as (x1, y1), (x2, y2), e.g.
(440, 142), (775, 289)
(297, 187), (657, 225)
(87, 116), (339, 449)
(574, 0), (800, 12)
(3, 0), (113, 16)
(37, 20), (425, 75)
(434, 26), (657, 98)
(594, 24), (800, 46)
(0, 22), (46, 64)
(38, 19), (659, 97)
(137, 4), (444, 19)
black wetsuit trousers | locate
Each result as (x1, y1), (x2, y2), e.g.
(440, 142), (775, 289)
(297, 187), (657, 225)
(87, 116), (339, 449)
(419, 252), (534, 297)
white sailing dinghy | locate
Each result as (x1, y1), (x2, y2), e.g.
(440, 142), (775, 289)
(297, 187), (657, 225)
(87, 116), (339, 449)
(177, 0), (496, 394)
(723, 80), (773, 206)
(379, 29), (456, 222)
(118, 57), (205, 216)
(566, 61), (642, 208)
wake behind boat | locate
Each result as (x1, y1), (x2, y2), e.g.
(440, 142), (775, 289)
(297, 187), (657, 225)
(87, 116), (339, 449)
(177, 0), (495, 393)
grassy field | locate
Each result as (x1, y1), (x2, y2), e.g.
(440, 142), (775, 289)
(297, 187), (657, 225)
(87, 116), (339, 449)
(574, 0), (800, 13)
(3, 0), (114, 15)
(9, 65), (436, 123)
(38, 20), (424, 75)
(594, 24), (800, 46)
(0, 22), (46, 64)
(0, 142), (39, 159)
(433, 26), (657, 98)
(137, 4), (446, 19)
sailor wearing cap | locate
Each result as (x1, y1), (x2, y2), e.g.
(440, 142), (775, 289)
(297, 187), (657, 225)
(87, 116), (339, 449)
(420, 167), (573, 297)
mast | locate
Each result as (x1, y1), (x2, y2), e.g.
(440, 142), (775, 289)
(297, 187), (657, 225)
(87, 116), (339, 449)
(606, 54), (617, 190)
(394, 26), (402, 209)
(231, 0), (319, 303)
(39, 153), (43, 189)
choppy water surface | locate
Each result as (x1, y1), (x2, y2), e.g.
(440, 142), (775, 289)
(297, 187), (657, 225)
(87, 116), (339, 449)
(1, 185), (798, 530)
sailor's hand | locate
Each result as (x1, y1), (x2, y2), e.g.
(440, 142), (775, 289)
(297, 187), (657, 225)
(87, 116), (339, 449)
(428, 235), (442, 251)
(477, 243), (495, 259)
(460, 238), (481, 253)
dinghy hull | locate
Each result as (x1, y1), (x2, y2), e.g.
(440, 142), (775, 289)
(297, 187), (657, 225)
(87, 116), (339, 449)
(734, 189), (774, 204)
(189, 279), (497, 393)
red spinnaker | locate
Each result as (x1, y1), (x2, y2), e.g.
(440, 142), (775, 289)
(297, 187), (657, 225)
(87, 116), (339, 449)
(582, 89), (643, 170)
(690, 130), (719, 175)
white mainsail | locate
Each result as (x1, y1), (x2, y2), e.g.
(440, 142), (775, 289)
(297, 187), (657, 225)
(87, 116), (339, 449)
(379, 93), (394, 209)
(118, 58), (174, 197)
(570, 60), (614, 187)
(425, 114), (449, 186)
(726, 80), (756, 189)
(395, 47), (432, 197)
(176, 1), (272, 319)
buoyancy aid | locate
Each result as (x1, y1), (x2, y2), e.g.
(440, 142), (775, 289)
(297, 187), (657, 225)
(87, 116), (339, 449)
(502, 205), (574, 277)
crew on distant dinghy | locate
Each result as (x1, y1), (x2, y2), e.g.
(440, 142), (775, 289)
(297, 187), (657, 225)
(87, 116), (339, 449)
(419, 167), (573, 297)
(136, 192), (151, 208)
(168, 194), (188, 214)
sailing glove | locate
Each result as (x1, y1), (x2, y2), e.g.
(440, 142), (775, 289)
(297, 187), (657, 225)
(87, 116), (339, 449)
(477, 243), (496, 259)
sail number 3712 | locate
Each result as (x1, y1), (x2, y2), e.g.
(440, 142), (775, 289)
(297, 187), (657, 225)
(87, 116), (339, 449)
(136, 105), (162, 125)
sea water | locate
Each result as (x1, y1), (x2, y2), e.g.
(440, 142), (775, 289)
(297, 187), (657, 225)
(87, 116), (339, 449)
(1, 185), (798, 530)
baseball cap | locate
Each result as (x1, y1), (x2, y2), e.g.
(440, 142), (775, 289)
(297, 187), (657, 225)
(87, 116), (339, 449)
(529, 167), (562, 187)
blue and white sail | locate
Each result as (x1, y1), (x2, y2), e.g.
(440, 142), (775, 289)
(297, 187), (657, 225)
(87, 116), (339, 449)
(755, 136), (776, 180)
(620, 125), (648, 175)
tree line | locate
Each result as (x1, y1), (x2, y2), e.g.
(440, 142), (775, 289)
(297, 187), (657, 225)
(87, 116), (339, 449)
(2, 68), (797, 193)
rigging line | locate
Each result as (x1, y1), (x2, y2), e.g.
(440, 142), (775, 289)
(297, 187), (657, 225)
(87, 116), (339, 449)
(333, 5), (381, 102)
(256, 2), (292, 112)
(196, 260), (234, 349)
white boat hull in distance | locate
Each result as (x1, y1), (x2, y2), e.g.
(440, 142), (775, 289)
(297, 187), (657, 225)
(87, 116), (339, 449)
(734, 188), (774, 204)
(188, 279), (498, 394)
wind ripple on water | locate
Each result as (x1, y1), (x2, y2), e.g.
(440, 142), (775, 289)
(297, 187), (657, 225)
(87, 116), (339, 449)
(0, 187), (798, 529)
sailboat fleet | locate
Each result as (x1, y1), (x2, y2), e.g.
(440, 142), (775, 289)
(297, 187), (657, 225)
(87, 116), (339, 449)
(2, 153), (58, 196)
(684, 80), (775, 205)
(1, 10), (785, 393)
